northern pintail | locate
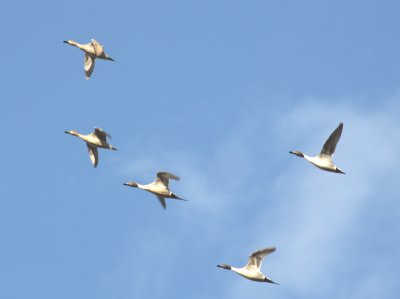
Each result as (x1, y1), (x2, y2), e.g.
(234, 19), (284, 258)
(123, 172), (186, 209)
(217, 247), (278, 284)
(63, 39), (115, 79)
(290, 122), (345, 174)
(64, 127), (117, 167)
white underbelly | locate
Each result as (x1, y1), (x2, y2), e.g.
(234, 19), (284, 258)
(306, 156), (335, 171)
(145, 186), (170, 197)
(234, 269), (264, 281)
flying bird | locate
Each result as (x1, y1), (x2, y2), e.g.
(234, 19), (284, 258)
(64, 128), (117, 167)
(64, 39), (115, 79)
(217, 247), (278, 284)
(289, 122), (345, 174)
(123, 172), (186, 209)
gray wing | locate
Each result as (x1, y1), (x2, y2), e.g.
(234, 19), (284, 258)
(86, 143), (98, 167)
(84, 53), (95, 80)
(156, 195), (167, 210)
(155, 172), (180, 187)
(93, 127), (111, 142)
(320, 122), (343, 158)
(91, 39), (104, 57)
(245, 247), (276, 271)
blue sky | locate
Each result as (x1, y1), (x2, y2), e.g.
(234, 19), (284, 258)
(1, 0), (399, 298)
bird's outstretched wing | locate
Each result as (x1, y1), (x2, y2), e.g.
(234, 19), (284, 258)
(320, 122), (343, 158)
(84, 53), (95, 80)
(245, 247), (276, 271)
(86, 143), (99, 167)
(93, 127), (111, 142)
(154, 172), (180, 187)
(91, 39), (104, 57)
(156, 195), (167, 210)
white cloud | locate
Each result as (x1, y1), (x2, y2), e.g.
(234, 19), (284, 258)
(105, 93), (400, 299)
(221, 94), (400, 299)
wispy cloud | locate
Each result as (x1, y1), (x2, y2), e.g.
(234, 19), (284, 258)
(222, 94), (400, 299)
(105, 94), (400, 299)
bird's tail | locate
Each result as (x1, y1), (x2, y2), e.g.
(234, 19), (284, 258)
(264, 277), (279, 285)
(171, 193), (187, 201)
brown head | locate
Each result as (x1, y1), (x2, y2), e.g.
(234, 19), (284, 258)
(123, 182), (138, 188)
(217, 264), (231, 270)
(289, 150), (304, 158)
(64, 130), (80, 137)
(63, 40), (79, 47)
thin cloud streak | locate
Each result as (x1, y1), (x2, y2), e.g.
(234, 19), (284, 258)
(223, 94), (400, 299)
(106, 94), (400, 299)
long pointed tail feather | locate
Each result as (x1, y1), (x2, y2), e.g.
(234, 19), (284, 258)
(171, 193), (187, 201)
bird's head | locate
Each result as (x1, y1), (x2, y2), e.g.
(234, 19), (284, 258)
(123, 182), (138, 188)
(217, 264), (231, 270)
(289, 150), (304, 158)
(64, 130), (79, 137)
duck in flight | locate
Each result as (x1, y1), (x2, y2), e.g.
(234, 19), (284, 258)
(63, 39), (115, 79)
(217, 247), (278, 284)
(123, 172), (186, 209)
(290, 122), (345, 174)
(64, 128), (117, 167)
